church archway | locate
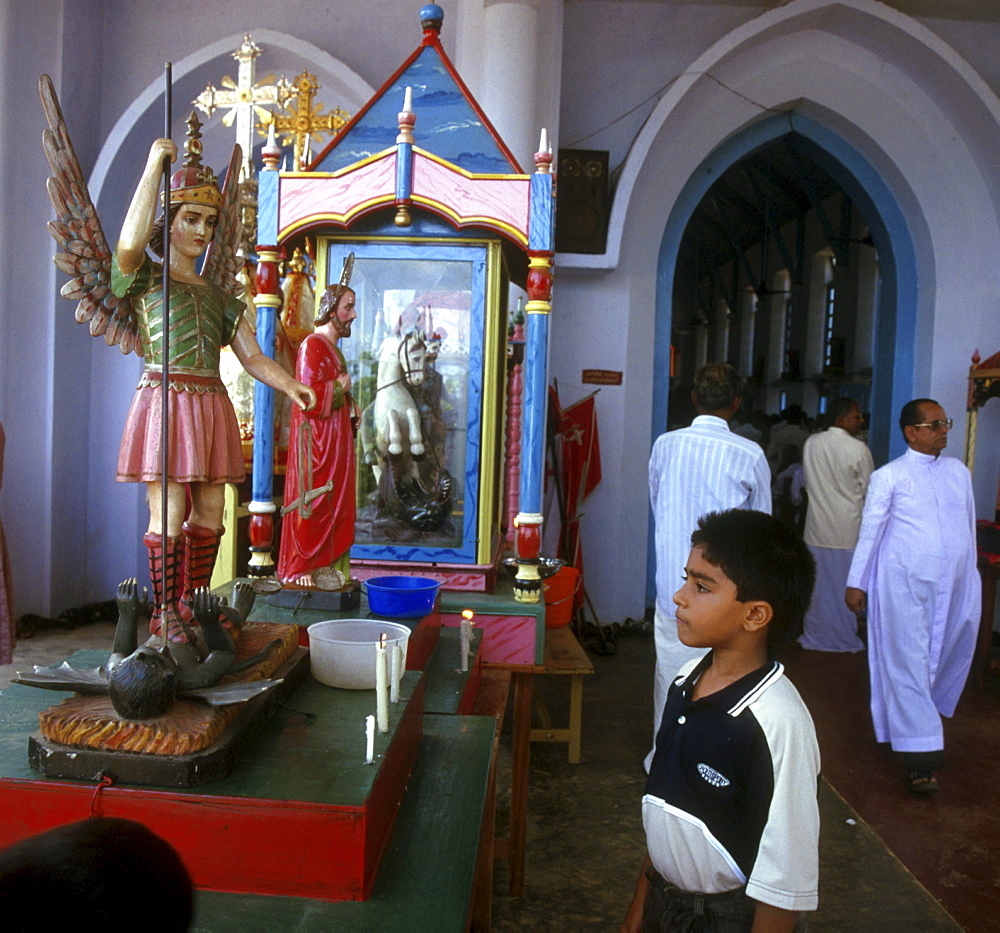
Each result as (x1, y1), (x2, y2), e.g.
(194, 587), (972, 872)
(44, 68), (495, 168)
(618, 0), (1000, 616)
(652, 111), (917, 467)
(644, 111), (917, 607)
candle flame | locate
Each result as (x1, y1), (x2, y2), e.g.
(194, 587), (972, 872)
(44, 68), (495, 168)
(461, 609), (475, 625)
(380, 632), (387, 647)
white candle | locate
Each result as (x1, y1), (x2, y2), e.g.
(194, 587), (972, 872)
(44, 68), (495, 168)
(460, 609), (475, 672)
(376, 633), (389, 733)
(390, 642), (401, 704)
(403, 86), (413, 113)
(365, 714), (375, 764)
(538, 127), (548, 154)
(460, 618), (470, 673)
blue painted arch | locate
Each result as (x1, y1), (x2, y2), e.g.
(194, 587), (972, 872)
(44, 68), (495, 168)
(646, 112), (918, 606)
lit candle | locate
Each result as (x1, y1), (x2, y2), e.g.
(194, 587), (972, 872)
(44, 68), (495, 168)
(460, 609), (474, 672)
(365, 714), (375, 764)
(390, 641), (401, 704)
(376, 633), (389, 733)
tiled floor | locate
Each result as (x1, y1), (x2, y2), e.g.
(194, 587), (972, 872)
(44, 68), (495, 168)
(2, 618), (994, 930)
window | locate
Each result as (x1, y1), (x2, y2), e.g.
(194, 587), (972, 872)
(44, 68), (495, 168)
(822, 279), (836, 369)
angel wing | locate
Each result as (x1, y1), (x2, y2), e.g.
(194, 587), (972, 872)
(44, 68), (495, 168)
(182, 678), (283, 707)
(14, 661), (110, 695)
(15, 661), (282, 708)
(201, 144), (246, 300)
(38, 74), (141, 356)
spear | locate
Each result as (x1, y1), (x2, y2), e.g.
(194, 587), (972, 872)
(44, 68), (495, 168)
(159, 63), (172, 648)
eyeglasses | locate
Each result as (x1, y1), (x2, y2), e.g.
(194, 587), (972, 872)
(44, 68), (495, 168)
(910, 419), (953, 431)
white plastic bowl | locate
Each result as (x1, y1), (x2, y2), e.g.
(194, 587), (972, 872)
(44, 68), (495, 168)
(307, 619), (411, 689)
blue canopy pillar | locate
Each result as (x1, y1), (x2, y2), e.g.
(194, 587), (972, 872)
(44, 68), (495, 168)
(247, 131), (283, 577)
(512, 140), (555, 603)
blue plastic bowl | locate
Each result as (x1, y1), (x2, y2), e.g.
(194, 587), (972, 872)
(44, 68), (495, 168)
(363, 576), (441, 618)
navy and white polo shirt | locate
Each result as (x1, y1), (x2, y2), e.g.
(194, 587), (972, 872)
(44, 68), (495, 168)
(643, 653), (820, 912)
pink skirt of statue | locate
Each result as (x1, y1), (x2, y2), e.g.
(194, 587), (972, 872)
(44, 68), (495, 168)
(116, 377), (246, 484)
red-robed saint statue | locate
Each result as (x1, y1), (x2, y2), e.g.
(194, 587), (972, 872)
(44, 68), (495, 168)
(278, 266), (358, 587)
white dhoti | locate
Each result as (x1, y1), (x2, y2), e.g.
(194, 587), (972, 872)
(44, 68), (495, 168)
(867, 547), (979, 751)
(798, 546), (864, 652)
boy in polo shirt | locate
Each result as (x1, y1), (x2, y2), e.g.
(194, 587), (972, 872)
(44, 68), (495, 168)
(622, 509), (820, 933)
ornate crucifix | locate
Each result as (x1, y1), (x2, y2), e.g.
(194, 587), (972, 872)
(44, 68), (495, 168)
(262, 71), (350, 169)
(194, 33), (293, 179)
(194, 34), (294, 252)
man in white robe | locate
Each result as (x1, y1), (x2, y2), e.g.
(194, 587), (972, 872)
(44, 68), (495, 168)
(846, 399), (980, 793)
(800, 398), (873, 652)
(647, 363), (771, 770)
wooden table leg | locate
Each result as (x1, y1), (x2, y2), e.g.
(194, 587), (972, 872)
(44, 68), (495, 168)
(508, 670), (532, 896)
(568, 673), (584, 764)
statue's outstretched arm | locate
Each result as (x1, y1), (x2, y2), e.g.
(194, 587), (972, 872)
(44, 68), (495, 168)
(111, 578), (148, 660)
(232, 318), (316, 412)
(117, 139), (176, 275)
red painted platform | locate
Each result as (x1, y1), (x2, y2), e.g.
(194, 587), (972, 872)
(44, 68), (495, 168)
(0, 653), (424, 902)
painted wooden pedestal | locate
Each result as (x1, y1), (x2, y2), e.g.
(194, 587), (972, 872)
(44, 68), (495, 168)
(0, 655), (425, 902)
(439, 576), (547, 898)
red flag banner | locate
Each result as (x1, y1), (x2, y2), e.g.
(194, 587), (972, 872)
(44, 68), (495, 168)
(547, 387), (602, 608)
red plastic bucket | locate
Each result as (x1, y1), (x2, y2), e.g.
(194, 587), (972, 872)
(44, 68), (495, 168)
(543, 566), (580, 628)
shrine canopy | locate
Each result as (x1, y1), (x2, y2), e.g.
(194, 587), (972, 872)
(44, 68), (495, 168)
(256, 4), (554, 261)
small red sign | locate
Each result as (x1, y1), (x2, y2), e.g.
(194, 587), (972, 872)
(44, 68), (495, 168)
(581, 369), (622, 386)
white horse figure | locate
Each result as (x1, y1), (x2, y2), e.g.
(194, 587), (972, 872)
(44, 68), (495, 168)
(370, 328), (428, 484)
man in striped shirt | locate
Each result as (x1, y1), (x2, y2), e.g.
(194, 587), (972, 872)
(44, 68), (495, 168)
(646, 363), (771, 771)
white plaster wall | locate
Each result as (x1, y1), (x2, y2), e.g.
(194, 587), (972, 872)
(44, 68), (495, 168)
(4, 0), (1000, 625)
(556, 0), (1000, 622)
(456, 0), (565, 171)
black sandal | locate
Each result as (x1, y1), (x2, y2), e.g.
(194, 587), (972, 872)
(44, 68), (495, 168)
(906, 771), (939, 795)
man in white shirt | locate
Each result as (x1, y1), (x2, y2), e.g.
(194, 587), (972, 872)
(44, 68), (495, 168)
(767, 405), (809, 476)
(800, 398), (873, 652)
(846, 399), (980, 794)
(646, 363), (771, 770)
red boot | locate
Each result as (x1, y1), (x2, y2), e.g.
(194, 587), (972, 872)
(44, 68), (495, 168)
(144, 532), (195, 645)
(180, 522), (236, 634)
(179, 522), (222, 615)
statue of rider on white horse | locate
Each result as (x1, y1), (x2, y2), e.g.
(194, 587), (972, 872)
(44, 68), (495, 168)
(360, 326), (453, 532)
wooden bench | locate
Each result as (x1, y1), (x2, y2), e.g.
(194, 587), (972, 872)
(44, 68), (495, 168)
(529, 626), (594, 764)
(469, 667), (511, 930)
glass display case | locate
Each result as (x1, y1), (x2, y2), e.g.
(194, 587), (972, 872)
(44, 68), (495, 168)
(316, 236), (508, 565)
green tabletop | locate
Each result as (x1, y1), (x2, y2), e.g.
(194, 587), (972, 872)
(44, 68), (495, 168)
(420, 625), (481, 715)
(0, 649), (421, 804)
(191, 713), (495, 932)
(438, 571), (545, 622)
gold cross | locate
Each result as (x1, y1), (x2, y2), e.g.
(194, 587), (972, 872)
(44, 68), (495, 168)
(194, 33), (294, 182)
(261, 71), (350, 169)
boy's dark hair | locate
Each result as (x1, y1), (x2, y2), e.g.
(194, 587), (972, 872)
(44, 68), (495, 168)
(691, 509), (816, 658)
(898, 397), (938, 438)
(0, 817), (193, 931)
